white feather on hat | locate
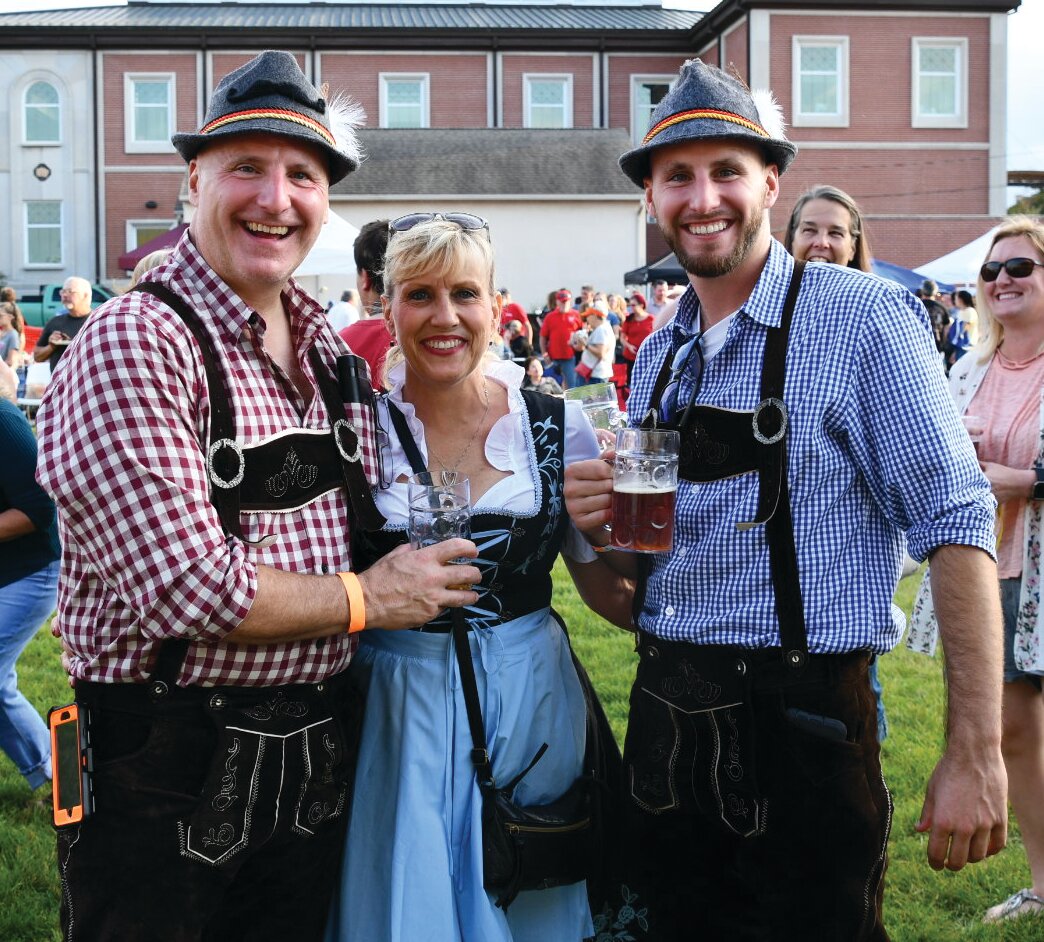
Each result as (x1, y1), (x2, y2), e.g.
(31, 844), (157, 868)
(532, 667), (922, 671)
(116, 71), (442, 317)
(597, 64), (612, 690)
(326, 93), (367, 169)
(751, 88), (789, 143)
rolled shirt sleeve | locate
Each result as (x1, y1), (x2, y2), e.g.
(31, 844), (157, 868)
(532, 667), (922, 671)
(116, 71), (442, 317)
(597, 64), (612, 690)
(843, 281), (996, 563)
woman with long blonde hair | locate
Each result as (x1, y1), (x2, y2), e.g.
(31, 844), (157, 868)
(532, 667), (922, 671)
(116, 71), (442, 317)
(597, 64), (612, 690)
(911, 216), (1044, 923)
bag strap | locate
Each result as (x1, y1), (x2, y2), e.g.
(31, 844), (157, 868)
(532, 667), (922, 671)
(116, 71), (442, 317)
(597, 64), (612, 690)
(451, 607), (498, 789)
(388, 399), (493, 778)
(386, 400), (432, 481)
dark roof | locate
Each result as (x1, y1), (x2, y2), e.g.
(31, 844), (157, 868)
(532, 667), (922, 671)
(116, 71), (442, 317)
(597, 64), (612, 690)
(333, 128), (637, 196)
(692, 0), (1019, 49)
(0, 3), (700, 50)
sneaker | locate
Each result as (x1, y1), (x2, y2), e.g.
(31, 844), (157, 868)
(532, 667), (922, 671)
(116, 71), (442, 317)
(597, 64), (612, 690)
(983, 888), (1044, 923)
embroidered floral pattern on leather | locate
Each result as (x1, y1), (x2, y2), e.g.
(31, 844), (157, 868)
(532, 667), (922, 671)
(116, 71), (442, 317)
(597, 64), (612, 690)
(593, 885), (650, 940)
(264, 448), (319, 498)
(211, 737), (241, 812)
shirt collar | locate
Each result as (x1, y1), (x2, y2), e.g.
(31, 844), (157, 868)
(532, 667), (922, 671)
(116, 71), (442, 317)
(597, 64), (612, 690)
(145, 229), (327, 345)
(672, 238), (795, 337)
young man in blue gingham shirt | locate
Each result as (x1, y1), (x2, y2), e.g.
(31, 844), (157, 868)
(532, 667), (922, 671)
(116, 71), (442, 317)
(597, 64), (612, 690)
(566, 59), (1005, 942)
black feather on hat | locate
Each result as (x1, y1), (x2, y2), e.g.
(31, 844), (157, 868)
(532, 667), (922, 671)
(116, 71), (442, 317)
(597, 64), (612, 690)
(619, 59), (797, 187)
(172, 50), (364, 184)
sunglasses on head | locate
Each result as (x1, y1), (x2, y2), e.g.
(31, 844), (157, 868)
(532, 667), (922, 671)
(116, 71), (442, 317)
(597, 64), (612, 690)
(980, 257), (1044, 282)
(388, 212), (490, 235)
(658, 330), (705, 426)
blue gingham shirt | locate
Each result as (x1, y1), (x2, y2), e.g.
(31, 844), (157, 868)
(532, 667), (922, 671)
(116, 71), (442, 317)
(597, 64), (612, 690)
(628, 239), (996, 654)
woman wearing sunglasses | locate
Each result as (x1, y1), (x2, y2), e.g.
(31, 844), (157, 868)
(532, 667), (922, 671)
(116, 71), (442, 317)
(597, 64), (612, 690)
(910, 216), (1044, 923)
(325, 213), (632, 942)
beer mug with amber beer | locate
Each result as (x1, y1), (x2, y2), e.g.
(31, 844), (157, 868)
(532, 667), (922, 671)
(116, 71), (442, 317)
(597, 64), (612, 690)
(610, 428), (679, 553)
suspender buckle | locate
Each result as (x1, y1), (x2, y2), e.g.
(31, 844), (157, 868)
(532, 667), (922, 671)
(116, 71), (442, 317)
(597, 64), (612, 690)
(207, 438), (245, 489)
(333, 419), (362, 463)
(752, 397), (788, 446)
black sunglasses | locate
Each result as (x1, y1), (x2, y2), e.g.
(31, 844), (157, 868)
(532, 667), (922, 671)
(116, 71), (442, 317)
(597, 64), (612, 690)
(658, 331), (705, 426)
(980, 257), (1044, 282)
(389, 212), (490, 235)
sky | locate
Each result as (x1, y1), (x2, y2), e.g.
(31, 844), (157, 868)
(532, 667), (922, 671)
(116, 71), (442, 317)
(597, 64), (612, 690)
(6, 0), (1044, 193)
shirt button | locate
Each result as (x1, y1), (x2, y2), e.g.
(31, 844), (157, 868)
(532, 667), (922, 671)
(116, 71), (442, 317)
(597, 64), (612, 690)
(320, 564), (330, 574)
(676, 546), (687, 557)
(665, 605), (675, 617)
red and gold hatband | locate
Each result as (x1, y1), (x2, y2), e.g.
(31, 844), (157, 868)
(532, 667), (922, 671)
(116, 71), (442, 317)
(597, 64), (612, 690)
(199, 108), (336, 147)
(642, 108), (769, 146)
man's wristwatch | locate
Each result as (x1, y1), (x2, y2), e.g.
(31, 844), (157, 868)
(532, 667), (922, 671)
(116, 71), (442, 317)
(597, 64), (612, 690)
(1033, 467), (1044, 502)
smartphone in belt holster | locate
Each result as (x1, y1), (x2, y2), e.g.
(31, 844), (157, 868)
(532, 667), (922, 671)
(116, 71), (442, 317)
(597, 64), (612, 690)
(48, 702), (94, 828)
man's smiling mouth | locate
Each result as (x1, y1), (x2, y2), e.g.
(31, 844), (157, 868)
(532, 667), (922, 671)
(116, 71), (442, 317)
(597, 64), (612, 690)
(245, 221), (291, 237)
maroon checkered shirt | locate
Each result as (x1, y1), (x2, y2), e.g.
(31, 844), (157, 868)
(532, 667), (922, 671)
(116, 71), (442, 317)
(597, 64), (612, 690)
(36, 234), (380, 687)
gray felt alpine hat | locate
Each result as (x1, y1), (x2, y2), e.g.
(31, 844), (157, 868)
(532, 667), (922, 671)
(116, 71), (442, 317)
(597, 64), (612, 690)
(619, 59), (797, 187)
(172, 50), (362, 184)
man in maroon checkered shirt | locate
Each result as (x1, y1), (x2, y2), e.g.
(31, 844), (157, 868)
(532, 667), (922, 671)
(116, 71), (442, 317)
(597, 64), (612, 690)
(35, 51), (481, 942)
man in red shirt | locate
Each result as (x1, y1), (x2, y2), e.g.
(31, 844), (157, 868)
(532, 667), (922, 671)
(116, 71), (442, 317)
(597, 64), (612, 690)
(539, 288), (583, 389)
(498, 287), (532, 344)
(36, 52), (479, 941)
(340, 219), (394, 390)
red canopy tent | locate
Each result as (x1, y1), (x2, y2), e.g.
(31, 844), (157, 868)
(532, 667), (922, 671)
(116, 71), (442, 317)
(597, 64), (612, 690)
(116, 224), (187, 271)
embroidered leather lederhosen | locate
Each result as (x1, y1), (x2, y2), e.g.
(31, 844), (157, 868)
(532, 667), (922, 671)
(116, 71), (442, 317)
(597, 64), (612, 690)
(115, 284), (387, 866)
(135, 283), (385, 545)
(623, 261), (809, 837)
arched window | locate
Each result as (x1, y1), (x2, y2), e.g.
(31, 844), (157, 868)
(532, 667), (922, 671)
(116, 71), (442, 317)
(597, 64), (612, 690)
(24, 80), (61, 143)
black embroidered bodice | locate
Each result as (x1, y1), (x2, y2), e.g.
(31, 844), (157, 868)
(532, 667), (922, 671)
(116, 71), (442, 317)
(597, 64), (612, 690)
(355, 390), (569, 630)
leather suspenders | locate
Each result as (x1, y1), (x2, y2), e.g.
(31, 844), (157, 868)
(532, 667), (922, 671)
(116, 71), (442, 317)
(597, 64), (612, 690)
(134, 282), (385, 539)
(639, 261), (810, 670)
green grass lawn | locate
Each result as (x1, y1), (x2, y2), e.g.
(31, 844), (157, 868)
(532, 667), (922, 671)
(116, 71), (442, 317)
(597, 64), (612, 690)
(0, 565), (1038, 940)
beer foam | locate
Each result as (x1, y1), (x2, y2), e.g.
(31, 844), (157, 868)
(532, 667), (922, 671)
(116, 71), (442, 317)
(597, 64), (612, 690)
(613, 482), (677, 494)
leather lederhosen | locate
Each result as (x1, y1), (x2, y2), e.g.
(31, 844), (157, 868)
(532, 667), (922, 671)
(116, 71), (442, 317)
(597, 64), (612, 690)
(636, 260), (807, 668)
(623, 261), (811, 837)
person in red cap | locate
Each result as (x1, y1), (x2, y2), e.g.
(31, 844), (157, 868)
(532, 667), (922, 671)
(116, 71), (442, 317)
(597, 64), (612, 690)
(539, 288), (583, 388)
(566, 57), (1004, 941)
(36, 49), (480, 941)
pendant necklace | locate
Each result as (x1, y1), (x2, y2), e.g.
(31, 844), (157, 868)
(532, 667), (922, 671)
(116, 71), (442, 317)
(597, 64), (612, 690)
(426, 380), (491, 485)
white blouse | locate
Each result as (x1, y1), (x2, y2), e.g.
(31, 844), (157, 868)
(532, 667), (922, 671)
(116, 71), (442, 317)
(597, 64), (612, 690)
(378, 358), (601, 561)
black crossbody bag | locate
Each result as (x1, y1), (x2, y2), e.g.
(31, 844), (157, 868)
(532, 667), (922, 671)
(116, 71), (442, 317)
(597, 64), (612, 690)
(450, 606), (595, 910)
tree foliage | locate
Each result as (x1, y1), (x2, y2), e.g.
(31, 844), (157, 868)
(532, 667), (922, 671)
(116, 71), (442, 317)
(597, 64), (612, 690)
(1009, 188), (1044, 215)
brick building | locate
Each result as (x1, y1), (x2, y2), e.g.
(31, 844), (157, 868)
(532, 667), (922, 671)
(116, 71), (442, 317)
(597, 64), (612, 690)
(0, 0), (1020, 306)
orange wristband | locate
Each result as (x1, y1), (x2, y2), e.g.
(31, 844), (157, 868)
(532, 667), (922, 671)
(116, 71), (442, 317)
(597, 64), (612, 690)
(336, 572), (366, 634)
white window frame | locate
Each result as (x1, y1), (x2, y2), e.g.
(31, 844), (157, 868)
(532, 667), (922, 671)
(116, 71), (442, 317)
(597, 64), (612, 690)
(523, 74), (573, 129)
(24, 200), (64, 268)
(378, 73), (430, 129)
(125, 219), (177, 253)
(22, 79), (62, 146)
(630, 75), (676, 147)
(124, 72), (176, 154)
(791, 36), (849, 128)
(911, 37), (968, 129)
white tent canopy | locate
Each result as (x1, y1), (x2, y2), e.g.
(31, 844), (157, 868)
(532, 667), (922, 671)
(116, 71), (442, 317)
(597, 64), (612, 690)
(914, 225), (1000, 287)
(294, 211), (360, 276)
